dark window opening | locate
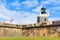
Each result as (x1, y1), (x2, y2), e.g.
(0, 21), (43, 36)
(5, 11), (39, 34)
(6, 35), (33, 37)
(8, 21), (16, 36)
(44, 18), (46, 21)
(37, 17), (40, 23)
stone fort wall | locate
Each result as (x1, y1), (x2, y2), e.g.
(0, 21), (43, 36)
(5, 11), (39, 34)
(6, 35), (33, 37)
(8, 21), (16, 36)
(0, 21), (60, 37)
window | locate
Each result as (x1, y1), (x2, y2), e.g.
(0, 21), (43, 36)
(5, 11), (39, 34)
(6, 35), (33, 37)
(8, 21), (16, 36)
(44, 18), (46, 21)
(37, 17), (40, 23)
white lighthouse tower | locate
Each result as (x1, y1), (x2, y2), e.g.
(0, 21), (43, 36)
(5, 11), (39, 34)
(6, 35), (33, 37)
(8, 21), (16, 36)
(37, 7), (49, 25)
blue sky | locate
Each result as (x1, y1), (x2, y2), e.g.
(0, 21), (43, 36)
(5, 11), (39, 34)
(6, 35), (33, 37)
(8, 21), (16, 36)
(0, 0), (60, 24)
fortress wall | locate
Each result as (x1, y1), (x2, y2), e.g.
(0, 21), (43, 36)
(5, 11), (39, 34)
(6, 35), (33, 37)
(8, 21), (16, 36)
(0, 26), (59, 37)
(0, 22), (60, 37)
(0, 27), (22, 37)
(22, 26), (60, 37)
(22, 28), (34, 37)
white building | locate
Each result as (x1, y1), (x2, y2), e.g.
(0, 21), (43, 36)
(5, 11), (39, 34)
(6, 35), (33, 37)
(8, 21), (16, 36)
(37, 7), (49, 25)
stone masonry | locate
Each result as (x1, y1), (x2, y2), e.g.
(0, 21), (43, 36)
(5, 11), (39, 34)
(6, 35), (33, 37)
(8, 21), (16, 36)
(0, 21), (60, 37)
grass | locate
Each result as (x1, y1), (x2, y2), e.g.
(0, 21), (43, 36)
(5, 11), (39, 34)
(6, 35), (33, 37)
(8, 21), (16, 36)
(0, 37), (60, 40)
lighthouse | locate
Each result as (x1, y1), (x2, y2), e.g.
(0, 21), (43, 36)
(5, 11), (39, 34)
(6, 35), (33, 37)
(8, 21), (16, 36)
(37, 7), (49, 25)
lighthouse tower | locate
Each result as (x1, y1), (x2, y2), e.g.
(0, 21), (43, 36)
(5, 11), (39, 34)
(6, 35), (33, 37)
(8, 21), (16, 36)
(37, 7), (49, 24)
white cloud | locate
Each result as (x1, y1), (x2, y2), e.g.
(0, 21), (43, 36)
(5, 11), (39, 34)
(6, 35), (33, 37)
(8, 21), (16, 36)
(0, 0), (38, 24)
(40, 1), (50, 5)
(51, 6), (60, 11)
(0, 2), (17, 24)
(0, 4), (16, 19)
(13, 12), (38, 25)
(22, 0), (38, 8)
(10, 0), (21, 10)
(32, 5), (43, 13)
(10, 0), (39, 10)
(40, 0), (60, 6)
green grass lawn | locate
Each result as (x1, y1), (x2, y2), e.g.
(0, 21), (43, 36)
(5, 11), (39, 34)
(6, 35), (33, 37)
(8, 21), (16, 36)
(0, 37), (60, 40)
